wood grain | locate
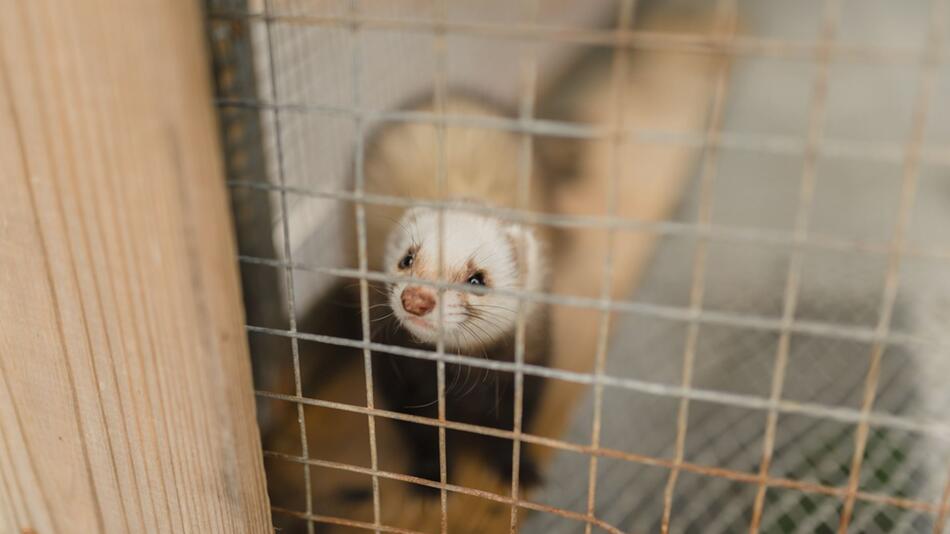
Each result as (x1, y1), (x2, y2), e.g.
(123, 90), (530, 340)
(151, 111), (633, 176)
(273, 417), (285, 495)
(0, 1), (271, 532)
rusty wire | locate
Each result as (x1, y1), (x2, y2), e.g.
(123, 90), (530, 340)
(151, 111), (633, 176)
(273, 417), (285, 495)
(837, 0), (948, 530)
(659, 1), (737, 531)
(208, 9), (945, 65)
(748, 0), (842, 530)
(256, 389), (949, 534)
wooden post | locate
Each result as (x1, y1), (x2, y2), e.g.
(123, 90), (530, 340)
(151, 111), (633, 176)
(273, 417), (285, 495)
(0, 1), (272, 533)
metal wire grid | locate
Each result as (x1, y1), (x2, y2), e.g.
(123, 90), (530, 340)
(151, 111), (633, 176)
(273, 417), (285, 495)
(748, 0), (842, 528)
(205, 1), (950, 533)
(505, 1), (540, 530)
(586, 2), (639, 534)
(836, 0), (946, 527)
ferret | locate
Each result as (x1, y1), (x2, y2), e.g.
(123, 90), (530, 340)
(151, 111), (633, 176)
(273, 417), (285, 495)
(363, 95), (550, 489)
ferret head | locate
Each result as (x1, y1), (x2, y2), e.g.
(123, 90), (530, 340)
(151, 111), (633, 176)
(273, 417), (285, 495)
(383, 207), (543, 352)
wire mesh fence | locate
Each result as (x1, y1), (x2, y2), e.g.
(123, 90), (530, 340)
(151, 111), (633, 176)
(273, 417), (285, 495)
(205, 0), (950, 532)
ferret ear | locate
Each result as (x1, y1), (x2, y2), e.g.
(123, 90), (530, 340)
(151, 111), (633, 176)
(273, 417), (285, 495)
(503, 224), (540, 284)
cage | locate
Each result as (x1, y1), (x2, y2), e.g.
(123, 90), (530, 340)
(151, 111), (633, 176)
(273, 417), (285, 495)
(204, 0), (950, 533)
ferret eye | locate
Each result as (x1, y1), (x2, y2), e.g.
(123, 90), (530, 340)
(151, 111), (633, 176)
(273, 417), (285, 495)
(467, 271), (485, 286)
(398, 251), (414, 270)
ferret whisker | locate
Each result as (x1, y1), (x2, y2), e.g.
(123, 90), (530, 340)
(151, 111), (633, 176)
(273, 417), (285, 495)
(467, 242), (489, 264)
(480, 362), (491, 385)
(370, 313), (395, 323)
(469, 303), (518, 314)
(491, 372), (504, 416)
(388, 315), (402, 337)
(470, 321), (505, 341)
(480, 317), (517, 335)
(367, 211), (421, 249)
(464, 320), (498, 349)
(451, 337), (476, 398)
(447, 351), (464, 396)
(445, 325), (471, 398)
(457, 326), (489, 399)
(467, 310), (517, 326)
(457, 322), (486, 348)
(473, 312), (510, 329)
(464, 310), (509, 333)
(459, 322), (491, 355)
(457, 364), (481, 400)
(471, 243), (503, 265)
(462, 359), (473, 398)
(470, 367), (491, 396)
(403, 397), (440, 409)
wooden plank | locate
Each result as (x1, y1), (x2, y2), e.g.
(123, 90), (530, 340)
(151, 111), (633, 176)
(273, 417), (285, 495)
(0, 1), (271, 532)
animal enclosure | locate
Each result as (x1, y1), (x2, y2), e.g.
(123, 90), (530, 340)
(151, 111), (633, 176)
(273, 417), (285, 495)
(203, 1), (950, 533)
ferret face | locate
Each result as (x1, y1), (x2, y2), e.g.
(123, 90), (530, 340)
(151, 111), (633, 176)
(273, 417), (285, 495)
(383, 207), (541, 352)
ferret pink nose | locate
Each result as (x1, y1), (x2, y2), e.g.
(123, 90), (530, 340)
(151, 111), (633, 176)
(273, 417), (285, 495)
(401, 286), (436, 316)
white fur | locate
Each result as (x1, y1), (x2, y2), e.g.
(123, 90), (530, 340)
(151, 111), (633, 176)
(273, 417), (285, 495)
(383, 207), (543, 352)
